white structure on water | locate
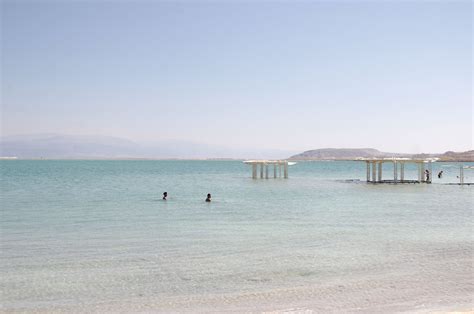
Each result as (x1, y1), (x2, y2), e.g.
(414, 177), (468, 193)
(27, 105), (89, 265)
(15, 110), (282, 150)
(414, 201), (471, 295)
(358, 157), (437, 184)
(243, 160), (296, 179)
(458, 165), (473, 185)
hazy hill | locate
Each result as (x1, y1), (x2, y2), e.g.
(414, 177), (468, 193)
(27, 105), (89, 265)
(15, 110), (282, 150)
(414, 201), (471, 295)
(0, 134), (296, 159)
(290, 148), (474, 161)
(436, 150), (474, 162)
(289, 148), (409, 160)
(0, 134), (140, 158)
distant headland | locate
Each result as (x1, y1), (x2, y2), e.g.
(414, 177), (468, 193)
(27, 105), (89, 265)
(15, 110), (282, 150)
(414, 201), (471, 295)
(289, 148), (474, 162)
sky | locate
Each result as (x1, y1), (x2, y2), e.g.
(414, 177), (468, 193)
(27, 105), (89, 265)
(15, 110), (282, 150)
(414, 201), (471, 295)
(1, 0), (472, 154)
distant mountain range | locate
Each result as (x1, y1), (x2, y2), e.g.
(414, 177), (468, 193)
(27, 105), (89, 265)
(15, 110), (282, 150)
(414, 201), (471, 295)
(1, 135), (472, 161)
(0, 134), (296, 159)
(289, 148), (474, 162)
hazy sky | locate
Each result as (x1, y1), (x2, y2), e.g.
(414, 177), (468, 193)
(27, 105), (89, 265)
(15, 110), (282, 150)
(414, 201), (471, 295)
(1, 0), (472, 153)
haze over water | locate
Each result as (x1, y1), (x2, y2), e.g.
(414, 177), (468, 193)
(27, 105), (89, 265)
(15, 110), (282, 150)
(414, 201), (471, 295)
(1, 160), (472, 312)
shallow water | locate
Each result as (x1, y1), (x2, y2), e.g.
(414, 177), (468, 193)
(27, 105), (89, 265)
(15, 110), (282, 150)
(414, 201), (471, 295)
(1, 160), (472, 312)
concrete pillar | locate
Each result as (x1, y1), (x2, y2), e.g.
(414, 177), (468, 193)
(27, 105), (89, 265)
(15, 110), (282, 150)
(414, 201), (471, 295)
(252, 164), (257, 179)
(421, 163), (425, 182)
(460, 166), (464, 184)
(428, 163), (432, 183)
(284, 162), (288, 179)
(260, 163), (264, 179)
(378, 162), (382, 182)
(273, 164), (277, 178)
(393, 161), (397, 183)
(279, 164), (282, 178)
(400, 163), (405, 181)
(265, 164), (269, 179)
(372, 162), (376, 182)
(366, 162), (370, 182)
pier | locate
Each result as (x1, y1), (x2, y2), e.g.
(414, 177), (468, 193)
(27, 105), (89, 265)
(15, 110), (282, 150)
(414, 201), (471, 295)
(359, 158), (437, 184)
(243, 160), (295, 179)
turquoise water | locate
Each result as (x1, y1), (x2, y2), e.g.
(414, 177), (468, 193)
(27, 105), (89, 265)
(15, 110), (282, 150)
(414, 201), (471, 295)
(1, 160), (472, 312)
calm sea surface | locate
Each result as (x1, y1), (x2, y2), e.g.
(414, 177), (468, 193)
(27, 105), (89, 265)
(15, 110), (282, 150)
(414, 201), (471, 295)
(1, 160), (472, 312)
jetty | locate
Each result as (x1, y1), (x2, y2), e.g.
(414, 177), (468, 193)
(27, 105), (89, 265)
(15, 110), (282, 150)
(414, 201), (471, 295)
(243, 160), (295, 179)
(358, 157), (437, 184)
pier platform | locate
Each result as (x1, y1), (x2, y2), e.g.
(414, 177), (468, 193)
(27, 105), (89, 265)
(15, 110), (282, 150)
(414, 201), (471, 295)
(357, 157), (436, 184)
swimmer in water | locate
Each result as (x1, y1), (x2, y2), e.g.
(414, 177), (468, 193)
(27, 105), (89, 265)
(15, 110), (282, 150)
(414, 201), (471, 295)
(163, 192), (167, 200)
(205, 193), (211, 202)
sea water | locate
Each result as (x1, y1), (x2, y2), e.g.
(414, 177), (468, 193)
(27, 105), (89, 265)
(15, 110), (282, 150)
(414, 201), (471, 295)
(0, 160), (472, 312)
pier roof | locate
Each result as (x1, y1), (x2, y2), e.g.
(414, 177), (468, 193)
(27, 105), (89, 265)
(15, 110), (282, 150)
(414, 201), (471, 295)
(243, 160), (297, 165)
